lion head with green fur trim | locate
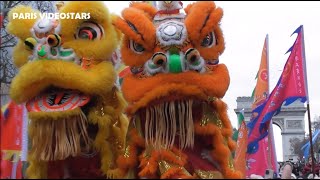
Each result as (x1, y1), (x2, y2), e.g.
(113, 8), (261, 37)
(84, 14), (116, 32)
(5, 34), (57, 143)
(7, 2), (127, 179)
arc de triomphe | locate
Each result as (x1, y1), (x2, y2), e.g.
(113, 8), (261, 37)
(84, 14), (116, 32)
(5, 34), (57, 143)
(234, 96), (307, 161)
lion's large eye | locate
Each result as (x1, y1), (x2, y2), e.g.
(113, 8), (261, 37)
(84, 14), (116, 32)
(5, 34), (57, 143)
(129, 40), (145, 54)
(152, 53), (167, 67)
(201, 32), (216, 47)
(76, 22), (103, 40)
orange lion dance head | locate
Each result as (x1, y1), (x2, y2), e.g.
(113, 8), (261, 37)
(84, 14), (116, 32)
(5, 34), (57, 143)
(113, 1), (242, 179)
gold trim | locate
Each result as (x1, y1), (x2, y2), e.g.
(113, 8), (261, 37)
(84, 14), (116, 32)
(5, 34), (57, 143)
(216, 119), (223, 129)
(207, 96), (217, 102)
(124, 145), (130, 158)
(228, 159), (235, 170)
(200, 116), (210, 126)
(158, 160), (172, 175)
(195, 169), (223, 179)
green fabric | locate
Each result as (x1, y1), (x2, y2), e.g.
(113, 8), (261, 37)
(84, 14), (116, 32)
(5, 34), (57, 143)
(238, 110), (245, 126)
(251, 70), (258, 99)
(119, 78), (123, 86)
(232, 130), (239, 141)
(233, 110), (245, 142)
(251, 87), (256, 99)
(169, 54), (182, 73)
(148, 63), (157, 69)
(37, 45), (46, 57)
(59, 49), (73, 57)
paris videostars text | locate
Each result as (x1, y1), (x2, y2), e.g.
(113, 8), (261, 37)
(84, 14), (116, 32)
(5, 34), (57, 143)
(12, 13), (91, 20)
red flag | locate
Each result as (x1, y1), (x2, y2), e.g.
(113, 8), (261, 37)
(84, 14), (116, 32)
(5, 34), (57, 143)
(247, 25), (308, 155)
(1, 101), (23, 150)
(246, 35), (278, 177)
(1, 101), (24, 179)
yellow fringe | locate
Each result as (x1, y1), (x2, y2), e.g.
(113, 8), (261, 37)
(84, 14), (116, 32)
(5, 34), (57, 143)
(26, 157), (48, 179)
(28, 108), (82, 121)
(28, 110), (91, 161)
(144, 100), (194, 150)
(25, 86), (128, 179)
(89, 89), (129, 179)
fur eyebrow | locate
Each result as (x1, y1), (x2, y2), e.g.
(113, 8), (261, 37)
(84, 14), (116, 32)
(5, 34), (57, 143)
(113, 7), (156, 50)
(199, 8), (223, 39)
(200, 15), (210, 33)
(127, 21), (144, 41)
(112, 16), (145, 46)
(184, 2), (223, 43)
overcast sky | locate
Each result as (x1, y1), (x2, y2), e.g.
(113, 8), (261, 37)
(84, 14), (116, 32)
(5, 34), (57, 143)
(104, 1), (320, 161)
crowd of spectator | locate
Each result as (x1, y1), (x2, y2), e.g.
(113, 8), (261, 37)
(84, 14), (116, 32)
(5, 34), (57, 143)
(249, 156), (320, 179)
(277, 156), (320, 179)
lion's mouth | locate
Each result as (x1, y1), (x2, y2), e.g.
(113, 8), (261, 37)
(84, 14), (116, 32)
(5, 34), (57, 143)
(26, 86), (91, 113)
(26, 86), (94, 161)
(137, 97), (207, 150)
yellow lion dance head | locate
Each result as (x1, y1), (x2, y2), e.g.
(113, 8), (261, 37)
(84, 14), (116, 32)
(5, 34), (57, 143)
(7, 2), (128, 179)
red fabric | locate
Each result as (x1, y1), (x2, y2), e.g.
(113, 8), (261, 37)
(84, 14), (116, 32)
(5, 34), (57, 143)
(0, 153), (23, 179)
(183, 136), (218, 172)
(0, 101), (24, 179)
(157, 9), (180, 15)
(0, 101), (23, 151)
(302, 163), (320, 176)
(48, 153), (106, 179)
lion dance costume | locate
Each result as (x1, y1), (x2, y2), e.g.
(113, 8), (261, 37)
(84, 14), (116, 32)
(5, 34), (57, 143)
(113, 1), (243, 179)
(7, 2), (128, 178)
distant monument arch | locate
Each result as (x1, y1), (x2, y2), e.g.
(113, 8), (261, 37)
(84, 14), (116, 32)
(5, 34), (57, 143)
(234, 96), (307, 161)
(272, 118), (284, 132)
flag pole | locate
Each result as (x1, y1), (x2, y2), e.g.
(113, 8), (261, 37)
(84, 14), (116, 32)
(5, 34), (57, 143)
(266, 34), (272, 170)
(267, 34), (279, 175)
(266, 34), (278, 174)
(300, 25), (315, 177)
(307, 103), (314, 177)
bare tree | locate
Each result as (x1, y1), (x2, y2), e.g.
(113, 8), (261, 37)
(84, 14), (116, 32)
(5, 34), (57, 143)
(312, 115), (320, 131)
(290, 137), (309, 159)
(31, 1), (55, 14)
(1, 1), (56, 107)
(0, 1), (55, 85)
(290, 116), (320, 159)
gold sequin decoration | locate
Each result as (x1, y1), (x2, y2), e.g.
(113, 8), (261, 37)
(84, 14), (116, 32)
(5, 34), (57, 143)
(116, 139), (123, 150)
(201, 104), (219, 126)
(113, 119), (119, 127)
(216, 119), (223, 129)
(158, 160), (192, 177)
(100, 107), (105, 116)
(158, 160), (172, 175)
(228, 159), (235, 170)
(108, 136), (123, 150)
(207, 96), (217, 102)
(124, 146), (130, 158)
(195, 169), (223, 179)
(180, 167), (192, 176)
(200, 116), (210, 126)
